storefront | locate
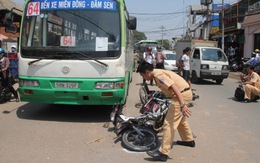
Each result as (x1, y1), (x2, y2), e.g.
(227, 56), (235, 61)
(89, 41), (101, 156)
(243, 13), (260, 58)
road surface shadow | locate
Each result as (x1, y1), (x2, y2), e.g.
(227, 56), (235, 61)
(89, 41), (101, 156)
(193, 79), (225, 85)
(16, 103), (113, 123)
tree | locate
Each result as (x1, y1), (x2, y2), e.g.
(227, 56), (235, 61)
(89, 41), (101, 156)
(133, 30), (147, 44)
(157, 39), (170, 50)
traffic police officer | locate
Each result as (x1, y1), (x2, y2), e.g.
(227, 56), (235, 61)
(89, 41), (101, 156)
(240, 66), (260, 103)
(137, 61), (195, 161)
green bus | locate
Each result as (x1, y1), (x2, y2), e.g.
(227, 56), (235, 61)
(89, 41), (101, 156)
(7, 0), (136, 105)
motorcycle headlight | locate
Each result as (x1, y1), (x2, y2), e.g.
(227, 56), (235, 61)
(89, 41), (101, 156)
(145, 120), (155, 126)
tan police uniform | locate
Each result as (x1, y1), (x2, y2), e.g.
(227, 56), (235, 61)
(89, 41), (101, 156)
(152, 69), (194, 156)
(244, 72), (260, 100)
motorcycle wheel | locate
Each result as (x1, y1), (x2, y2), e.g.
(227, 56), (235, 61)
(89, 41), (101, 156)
(139, 85), (149, 105)
(122, 127), (158, 152)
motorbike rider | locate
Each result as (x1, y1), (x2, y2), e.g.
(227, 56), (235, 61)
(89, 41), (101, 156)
(137, 61), (195, 161)
(0, 48), (19, 102)
(254, 49), (260, 59)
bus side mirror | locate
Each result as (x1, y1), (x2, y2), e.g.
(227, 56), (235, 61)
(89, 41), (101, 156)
(4, 12), (14, 26)
(127, 16), (137, 30)
(5, 24), (18, 34)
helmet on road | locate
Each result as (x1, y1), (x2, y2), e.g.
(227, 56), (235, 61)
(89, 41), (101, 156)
(254, 49), (259, 53)
(156, 45), (161, 49)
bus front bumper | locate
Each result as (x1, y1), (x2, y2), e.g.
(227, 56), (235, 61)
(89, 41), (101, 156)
(18, 88), (125, 105)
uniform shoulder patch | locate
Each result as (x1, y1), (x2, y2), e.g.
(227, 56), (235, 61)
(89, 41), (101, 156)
(159, 78), (164, 84)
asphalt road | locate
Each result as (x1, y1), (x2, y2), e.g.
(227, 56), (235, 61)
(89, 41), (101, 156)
(0, 72), (259, 163)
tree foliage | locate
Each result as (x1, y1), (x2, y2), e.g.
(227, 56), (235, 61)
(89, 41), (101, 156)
(157, 39), (170, 50)
(133, 30), (147, 44)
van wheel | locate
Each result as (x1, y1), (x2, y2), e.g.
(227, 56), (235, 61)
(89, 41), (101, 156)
(216, 79), (223, 84)
(191, 71), (199, 83)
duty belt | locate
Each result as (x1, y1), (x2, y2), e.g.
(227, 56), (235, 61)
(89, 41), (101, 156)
(181, 87), (190, 93)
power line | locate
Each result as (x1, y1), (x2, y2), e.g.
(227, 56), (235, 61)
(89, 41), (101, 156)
(144, 27), (186, 33)
(129, 11), (186, 15)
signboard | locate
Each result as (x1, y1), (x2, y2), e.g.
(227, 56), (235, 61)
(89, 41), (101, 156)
(224, 4), (238, 31)
(211, 27), (219, 34)
(211, 3), (231, 31)
(211, 13), (219, 27)
(219, 4), (238, 32)
(212, 3), (230, 11)
(26, 0), (117, 16)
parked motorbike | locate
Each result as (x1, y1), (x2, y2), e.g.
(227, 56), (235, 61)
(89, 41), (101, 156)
(0, 77), (12, 103)
(229, 56), (239, 72)
(110, 99), (159, 152)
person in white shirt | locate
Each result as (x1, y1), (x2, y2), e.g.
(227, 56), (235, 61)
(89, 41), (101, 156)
(180, 47), (191, 89)
(142, 47), (155, 85)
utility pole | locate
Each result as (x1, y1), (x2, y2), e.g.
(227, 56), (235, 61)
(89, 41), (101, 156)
(159, 25), (166, 46)
(206, 3), (211, 40)
(201, 0), (212, 40)
(221, 0), (225, 50)
(183, 0), (185, 37)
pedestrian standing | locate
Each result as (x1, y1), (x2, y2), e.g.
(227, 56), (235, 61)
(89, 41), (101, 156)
(142, 47), (155, 85)
(155, 46), (166, 69)
(180, 47), (192, 89)
(177, 49), (186, 76)
(0, 48), (19, 102)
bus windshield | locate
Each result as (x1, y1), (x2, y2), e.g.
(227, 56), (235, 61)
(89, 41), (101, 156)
(21, 0), (120, 59)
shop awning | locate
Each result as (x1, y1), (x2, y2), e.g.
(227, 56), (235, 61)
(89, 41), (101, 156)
(0, 34), (17, 42)
(243, 13), (260, 27)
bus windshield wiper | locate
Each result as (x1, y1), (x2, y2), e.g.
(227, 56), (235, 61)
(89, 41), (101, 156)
(28, 55), (64, 66)
(73, 52), (108, 68)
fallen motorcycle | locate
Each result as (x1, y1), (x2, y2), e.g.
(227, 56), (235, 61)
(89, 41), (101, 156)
(139, 83), (199, 106)
(140, 91), (172, 133)
(110, 99), (158, 152)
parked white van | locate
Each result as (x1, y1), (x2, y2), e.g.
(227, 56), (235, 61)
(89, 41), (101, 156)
(190, 46), (229, 84)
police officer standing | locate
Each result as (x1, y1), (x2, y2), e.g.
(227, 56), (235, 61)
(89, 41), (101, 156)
(137, 61), (195, 161)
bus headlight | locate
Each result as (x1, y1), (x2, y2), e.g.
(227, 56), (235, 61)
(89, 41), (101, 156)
(95, 82), (124, 89)
(114, 82), (124, 89)
(19, 79), (39, 87)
